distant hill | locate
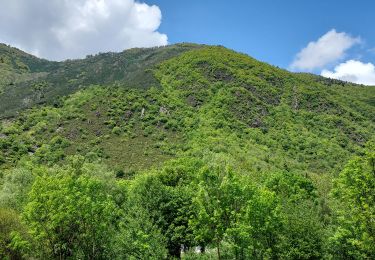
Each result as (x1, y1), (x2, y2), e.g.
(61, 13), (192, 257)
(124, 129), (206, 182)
(0, 43), (201, 118)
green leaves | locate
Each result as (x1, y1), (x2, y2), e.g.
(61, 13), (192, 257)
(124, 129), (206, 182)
(114, 202), (168, 259)
(189, 162), (284, 259)
(330, 145), (375, 258)
(22, 164), (118, 259)
(0, 208), (28, 259)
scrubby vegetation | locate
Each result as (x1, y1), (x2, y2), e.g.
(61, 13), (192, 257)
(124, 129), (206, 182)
(0, 45), (374, 259)
(0, 43), (201, 118)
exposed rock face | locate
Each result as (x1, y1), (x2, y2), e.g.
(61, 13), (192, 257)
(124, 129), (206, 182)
(186, 95), (201, 107)
(56, 126), (64, 133)
(159, 106), (169, 115)
(124, 110), (133, 119)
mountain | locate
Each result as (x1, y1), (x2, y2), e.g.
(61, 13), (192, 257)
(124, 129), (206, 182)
(0, 44), (374, 259)
(1, 44), (373, 173)
(0, 43), (201, 118)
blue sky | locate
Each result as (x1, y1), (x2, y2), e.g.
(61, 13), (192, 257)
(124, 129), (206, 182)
(146, 0), (375, 85)
(149, 0), (375, 68)
(1, 0), (374, 84)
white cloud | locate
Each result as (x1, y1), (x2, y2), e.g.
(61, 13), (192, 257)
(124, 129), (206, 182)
(0, 0), (168, 61)
(321, 60), (375, 86)
(290, 29), (360, 71)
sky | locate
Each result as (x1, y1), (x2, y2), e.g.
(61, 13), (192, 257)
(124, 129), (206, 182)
(0, 0), (374, 85)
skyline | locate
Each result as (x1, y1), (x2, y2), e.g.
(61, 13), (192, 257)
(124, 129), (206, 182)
(0, 0), (374, 84)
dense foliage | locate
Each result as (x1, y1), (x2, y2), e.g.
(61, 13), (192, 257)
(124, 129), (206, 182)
(0, 45), (374, 259)
(0, 43), (200, 118)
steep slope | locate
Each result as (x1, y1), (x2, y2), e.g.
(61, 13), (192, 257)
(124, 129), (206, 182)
(1, 46), (373, 179)
(0, 43), (58, 95)
(0, 43), (201, 118)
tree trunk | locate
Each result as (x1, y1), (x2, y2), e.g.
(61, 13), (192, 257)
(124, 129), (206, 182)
(217, 240), (221, 260)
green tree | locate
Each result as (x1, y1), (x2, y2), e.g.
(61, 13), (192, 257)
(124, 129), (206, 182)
(124, 157), (203, 258)
(129, 170), (195, 258)
(114, 202), (168, 259)
(31, 81), (48, 100)
(0, 208), (28, 259)
(265, 172), (325, 259)
(22, 168), (117, 259)
(278, 201), (325, 259)
(190, 164), (251, 260)
(330, 145), (375, 259)
(226, 188), (283, 259)
(0, 164), (34, 212)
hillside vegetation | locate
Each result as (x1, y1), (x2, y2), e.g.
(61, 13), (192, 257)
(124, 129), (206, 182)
(0, 43), (201, 118)
(0, 45), (374, 259)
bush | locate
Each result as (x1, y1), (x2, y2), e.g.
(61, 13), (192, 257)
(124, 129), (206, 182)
(112, 126), (121, 135)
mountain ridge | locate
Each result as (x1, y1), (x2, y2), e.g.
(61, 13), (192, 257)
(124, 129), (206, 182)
(0, 43), (203, 118)
(1, 42), (373, 119)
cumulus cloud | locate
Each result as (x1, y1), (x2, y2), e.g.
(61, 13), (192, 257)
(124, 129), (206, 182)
(321, 60), (375, 86)
(0, 0), (168, 60)
(290, 29), (360, 71)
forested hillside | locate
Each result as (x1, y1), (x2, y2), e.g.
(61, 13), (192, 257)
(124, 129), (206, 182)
(1, 45), (374, 259)
(0, 43), (201, 118)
